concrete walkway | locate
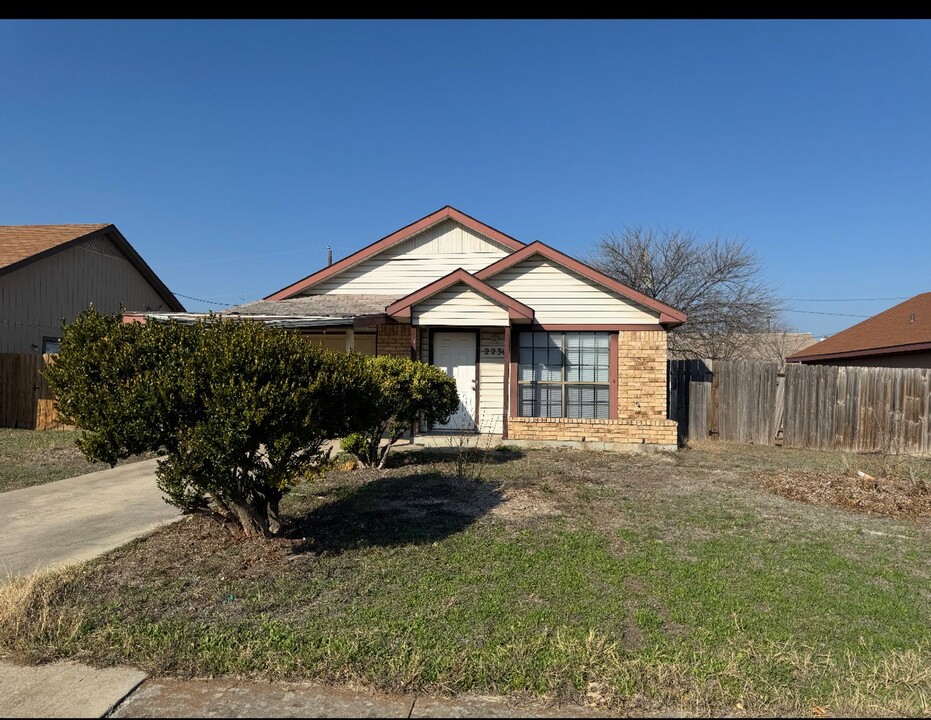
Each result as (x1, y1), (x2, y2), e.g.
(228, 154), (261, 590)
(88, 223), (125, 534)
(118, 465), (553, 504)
(0, 458), (179, 577)
(0, 661), (608, 718)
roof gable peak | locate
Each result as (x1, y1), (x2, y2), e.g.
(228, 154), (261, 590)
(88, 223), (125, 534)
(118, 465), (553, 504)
(386, 268), (534, 321)
(475, 240), (686, 326)
(265, 206), (525, 301)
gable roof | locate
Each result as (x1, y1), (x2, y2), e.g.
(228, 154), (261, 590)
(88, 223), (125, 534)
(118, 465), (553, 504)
(386, 268), (534, 321)
(474, 241), (687, 326)
(265, 206), (526, 301)
(788, 293), (931, 362)
(0, 223), (184, 311)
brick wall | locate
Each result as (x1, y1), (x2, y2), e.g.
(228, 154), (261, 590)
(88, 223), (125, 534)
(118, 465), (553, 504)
(376, 323), (411, 358)
(617, 330), (668, 420)
(507, 328), (676, 446)
(508, 417), (677, 445)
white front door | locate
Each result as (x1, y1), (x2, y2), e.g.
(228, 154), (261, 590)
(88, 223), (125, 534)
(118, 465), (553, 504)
(432, 332), (477, 431)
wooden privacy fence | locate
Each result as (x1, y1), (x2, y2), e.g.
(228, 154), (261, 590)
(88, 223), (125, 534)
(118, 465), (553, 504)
(668, 359), (931, 454)
(0, 353), (67, 430)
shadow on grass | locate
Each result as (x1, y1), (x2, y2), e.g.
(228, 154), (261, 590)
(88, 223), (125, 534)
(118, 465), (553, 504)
(385, 446), (526, 469)
(285, 471), (504, 555)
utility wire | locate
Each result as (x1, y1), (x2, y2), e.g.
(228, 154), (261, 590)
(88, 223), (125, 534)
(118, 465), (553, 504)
(0, 317), (61, 331)
(785, 296), (908, 303)
(172, 292), (232, 306)
(785, 308), (871, 318)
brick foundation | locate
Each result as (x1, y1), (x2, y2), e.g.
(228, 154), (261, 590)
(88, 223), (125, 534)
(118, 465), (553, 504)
(507, 417), (677, 446)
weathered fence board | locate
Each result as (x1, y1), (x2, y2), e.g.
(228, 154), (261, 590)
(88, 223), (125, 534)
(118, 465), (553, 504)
(669, 359), (931, 454)
(0, 353), (66, 430)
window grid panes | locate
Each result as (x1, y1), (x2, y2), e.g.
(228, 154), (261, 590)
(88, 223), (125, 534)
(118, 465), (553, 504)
(518, 332), (610, 419)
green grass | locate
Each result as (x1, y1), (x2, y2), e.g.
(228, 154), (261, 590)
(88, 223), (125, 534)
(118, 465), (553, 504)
(0, 429), (100, 493)
(2, 443), (930, 715)
(0, 428), (152, 493)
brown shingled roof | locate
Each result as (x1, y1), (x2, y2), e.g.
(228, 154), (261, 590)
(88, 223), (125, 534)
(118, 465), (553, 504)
(788, 293), (931, 362)
(0, 224), (109, 270)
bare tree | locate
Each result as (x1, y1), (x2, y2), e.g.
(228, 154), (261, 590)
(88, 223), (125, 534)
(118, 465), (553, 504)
(745, 319), (812, 369)
(590, 226), (783, 359)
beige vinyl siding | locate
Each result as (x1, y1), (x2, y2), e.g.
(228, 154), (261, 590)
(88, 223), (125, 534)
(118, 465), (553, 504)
(0, 235), (169, 354)
(412, 285), (509, 327)
(478, 328), (505, 434)
(307, 220), (511, 296)
(486, 255), (659, 325)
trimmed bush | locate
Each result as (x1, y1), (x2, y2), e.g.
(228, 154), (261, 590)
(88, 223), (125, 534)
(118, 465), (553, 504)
(341, 355), (458, 468)
(46, 311), (369, 537)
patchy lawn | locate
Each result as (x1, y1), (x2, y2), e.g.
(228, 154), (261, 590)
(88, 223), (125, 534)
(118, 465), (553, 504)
(0, 429), (152, 493)
(2, 443), (931, 716)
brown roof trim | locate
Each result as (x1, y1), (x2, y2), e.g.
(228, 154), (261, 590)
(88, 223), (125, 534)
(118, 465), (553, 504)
(0, 224), (183, 312)
(386, 268), (534, 321)
(474, 241), (687, 327)
(789, 340), (931, 363)
(265, 206), (526, 301)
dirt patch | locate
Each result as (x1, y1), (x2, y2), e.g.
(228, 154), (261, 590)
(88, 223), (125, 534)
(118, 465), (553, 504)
(757, 468), (931, 520)
(489, 489), (561, 522)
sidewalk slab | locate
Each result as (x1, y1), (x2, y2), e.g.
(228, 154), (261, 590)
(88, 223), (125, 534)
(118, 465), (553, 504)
(111, 678), (414, 718)
(110, 677), (610, 718)
(0, 661), (146, 718)
(411, 695), (608, 717)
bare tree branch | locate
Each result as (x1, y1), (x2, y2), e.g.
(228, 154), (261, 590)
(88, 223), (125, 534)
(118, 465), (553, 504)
(589, 226), (785, 360)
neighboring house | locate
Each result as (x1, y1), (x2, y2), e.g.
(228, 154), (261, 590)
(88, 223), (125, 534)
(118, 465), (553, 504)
(221, 206), (686, 449)
(788, 293), (931, 368)
(0, 224), (183, 353)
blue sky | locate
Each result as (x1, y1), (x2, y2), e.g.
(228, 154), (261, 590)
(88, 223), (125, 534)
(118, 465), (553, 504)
(2, 20), (930, 336)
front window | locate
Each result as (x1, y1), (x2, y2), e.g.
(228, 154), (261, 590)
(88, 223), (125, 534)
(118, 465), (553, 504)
(518, 332), (611, 418)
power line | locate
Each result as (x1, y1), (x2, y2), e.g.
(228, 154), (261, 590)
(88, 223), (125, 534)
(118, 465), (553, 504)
(0, 317), (60, 331)
(172, 292), (231, 306)
(785, 308), (871, 318)
(785, 296), (908, 303)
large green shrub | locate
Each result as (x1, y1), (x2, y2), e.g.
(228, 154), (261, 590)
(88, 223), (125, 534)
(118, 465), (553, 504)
(341, 355), (459, 468)
(46, 311), (368, 537)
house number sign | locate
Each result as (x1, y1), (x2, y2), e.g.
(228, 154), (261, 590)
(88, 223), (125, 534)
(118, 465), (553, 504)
(481, 335), (505, 357)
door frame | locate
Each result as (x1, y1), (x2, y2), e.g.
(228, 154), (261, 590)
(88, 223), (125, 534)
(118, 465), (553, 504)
(427, 328), (480, 432)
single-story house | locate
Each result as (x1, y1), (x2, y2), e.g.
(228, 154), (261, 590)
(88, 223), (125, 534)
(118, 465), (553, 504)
(788, 292), (931, 368)
(212, 206), (685, 450)
(0, 224), (183, 353)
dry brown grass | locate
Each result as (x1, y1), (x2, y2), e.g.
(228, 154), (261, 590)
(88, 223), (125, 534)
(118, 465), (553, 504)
(757, 467), (931, 520)
(0, 569), (83, 658)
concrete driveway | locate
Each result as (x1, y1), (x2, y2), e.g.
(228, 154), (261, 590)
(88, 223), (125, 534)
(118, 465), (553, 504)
(0, 458), (179, 577)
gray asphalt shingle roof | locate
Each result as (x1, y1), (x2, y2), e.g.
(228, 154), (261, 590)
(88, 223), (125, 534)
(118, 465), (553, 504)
(227, 295), (398, 317)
